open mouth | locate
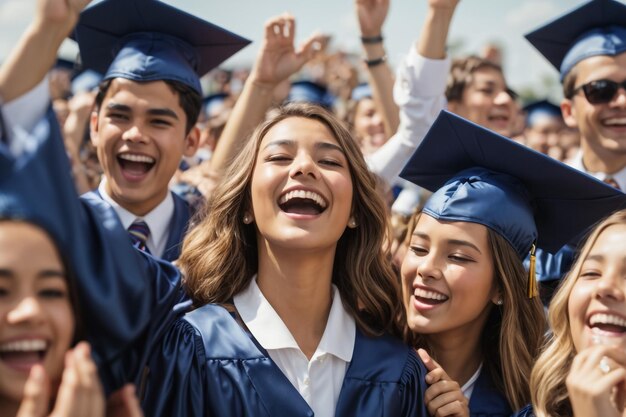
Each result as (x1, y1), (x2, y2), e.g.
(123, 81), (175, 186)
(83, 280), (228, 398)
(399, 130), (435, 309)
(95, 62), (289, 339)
(0, 339), (48, 372)
(602, 116), (626, 129)
(589, 313), (626, 334)
(278, 189), (328, 216)
(117, 153), (156, 178)
(414, 287), (449, 306)
(487, 114), (510, 124)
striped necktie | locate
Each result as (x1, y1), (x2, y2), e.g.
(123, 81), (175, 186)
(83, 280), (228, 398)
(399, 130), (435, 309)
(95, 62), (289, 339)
(128, 220), (151, 253)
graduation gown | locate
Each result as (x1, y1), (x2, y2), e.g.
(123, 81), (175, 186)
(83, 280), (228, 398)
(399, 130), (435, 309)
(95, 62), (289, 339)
(468, 369), (512, 417)
(82, 188), (193, 262)
(141, 303), (429, 417)
(1, 107), (430, 417)
(511, 404), (535, 417)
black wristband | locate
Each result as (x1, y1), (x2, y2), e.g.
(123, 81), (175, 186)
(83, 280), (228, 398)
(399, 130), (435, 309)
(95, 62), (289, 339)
(360, 35), (383, 44)
(364, 55), (387, 68)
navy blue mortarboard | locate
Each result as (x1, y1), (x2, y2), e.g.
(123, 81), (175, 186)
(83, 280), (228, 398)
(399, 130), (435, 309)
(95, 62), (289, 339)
(351, 83), (372, 102)
(523, 99), (563, 127)
(287, 80), (335, 108)
(54, 57), (78, 73)
(72, 0), (250, 93)
(202, 93), (229, 119)
(525, 0), (626, 80)
(71, 69), (103, 95)
(400, 110), (626, 259)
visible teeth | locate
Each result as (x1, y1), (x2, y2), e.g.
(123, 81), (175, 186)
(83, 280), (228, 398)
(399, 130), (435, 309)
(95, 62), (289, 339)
(118, 154), (155, 164)
(604, 117), (626, 126)
(414, 288), (447, 301)
(0, 339), (47, 353)
(278, 190), (327, 208)
(590, 313), (626, 328)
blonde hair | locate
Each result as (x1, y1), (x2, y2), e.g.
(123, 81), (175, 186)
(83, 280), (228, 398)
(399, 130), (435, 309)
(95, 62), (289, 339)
(179, 103), (404, 337)
(532, 209), (626, 417)
(406, 215), (545, 411)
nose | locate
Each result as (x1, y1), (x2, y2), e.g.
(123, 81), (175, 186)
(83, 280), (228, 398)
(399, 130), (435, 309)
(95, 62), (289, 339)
(416, 252), (443, 281)
(7, 297), (45, 325)
(611, 87), (626, 107)
(594, 270), (625, 302)
(494, 89), (513, 106)
(289, 154), (319, 180)
(122, 124), (148, 143)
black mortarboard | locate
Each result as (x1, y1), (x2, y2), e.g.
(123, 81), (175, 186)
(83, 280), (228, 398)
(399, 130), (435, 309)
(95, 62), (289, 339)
(525, 0), (626, 80)
(400, 110), (626, 259)
(72, 0), (250, 93)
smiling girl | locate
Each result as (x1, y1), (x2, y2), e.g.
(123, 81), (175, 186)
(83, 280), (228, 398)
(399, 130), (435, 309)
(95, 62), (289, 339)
(399, 110), (626, 417)
(519, 209), (626, 417)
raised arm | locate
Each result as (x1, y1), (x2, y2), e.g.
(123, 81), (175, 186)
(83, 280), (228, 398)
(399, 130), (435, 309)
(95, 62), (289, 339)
(355, 0), (399, 136)
(0, 0), (90, 103)
(208, 14), (325, 179)
(417, 0), (459, 59)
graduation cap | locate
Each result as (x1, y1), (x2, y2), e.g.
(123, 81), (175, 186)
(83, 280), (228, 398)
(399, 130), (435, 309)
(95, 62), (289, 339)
(54, 57), (78, 73)
(202, 92), (229, 119)
(71, 69), (103, 95)
(72, 0), (251, 93)
(351, 83), (372, 102)
(287, 80), (335, 108)
(400, 110), (626, 258)
(523, 99), (563, 127)
(525, 0), (626, 80)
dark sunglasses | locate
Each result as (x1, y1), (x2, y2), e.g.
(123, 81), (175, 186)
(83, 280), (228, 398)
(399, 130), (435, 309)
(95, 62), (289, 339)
(573, 79), (626, 104)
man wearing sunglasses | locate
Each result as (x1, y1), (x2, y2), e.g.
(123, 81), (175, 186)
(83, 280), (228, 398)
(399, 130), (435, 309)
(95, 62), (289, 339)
(526, 0), (626, 191)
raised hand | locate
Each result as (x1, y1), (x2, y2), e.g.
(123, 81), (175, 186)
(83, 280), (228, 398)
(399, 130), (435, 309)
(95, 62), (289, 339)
(355, 0), (389, 37)
(418, 349), (469, 417)
(36, 0), (92, 33)
(250, 13), (326, 88)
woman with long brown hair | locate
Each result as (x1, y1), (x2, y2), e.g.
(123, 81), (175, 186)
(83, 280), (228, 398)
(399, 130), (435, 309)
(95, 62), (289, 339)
(398, 111), (625, 417)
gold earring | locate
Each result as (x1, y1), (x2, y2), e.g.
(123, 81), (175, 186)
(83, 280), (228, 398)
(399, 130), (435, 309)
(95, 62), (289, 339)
(348, 217), (357, 228)
(243, 213), (252, 224)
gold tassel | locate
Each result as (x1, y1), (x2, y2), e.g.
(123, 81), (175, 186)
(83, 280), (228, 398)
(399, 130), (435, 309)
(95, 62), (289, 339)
(528, 242), (538, 298)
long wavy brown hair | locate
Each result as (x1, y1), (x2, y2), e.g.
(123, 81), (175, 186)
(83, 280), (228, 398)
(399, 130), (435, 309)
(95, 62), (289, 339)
(179, 103), (404, 337)
(531, 209), (626, 417)
(405, 214), (545, 411)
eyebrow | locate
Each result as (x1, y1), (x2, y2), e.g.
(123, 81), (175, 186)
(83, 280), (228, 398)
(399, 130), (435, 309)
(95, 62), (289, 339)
(0, 269), (66, 280)
(263, 139), (345, 154)
(106, 103), (179, 120)
(412, 232), (482, 254)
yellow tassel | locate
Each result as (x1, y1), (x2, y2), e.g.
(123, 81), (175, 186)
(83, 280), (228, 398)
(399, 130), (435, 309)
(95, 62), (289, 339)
(528, 243), (538, 298)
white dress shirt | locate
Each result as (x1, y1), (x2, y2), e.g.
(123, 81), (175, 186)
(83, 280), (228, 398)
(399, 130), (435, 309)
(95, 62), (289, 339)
(234, 277), (356, 417)
(568, 150), (626, 190)
(366, 49), (450, 185)
(98, 179), (174, 257)
(461, 363), (483, 401)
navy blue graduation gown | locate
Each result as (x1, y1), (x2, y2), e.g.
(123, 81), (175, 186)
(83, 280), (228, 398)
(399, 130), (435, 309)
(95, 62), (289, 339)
(469, 369), (512, 417)
(1, 107), (430, 416)
(82, 188), (193, 262)
(0, 107), (184, 392)
(511, 404), (535, 417)
(141, 303), (429, 417)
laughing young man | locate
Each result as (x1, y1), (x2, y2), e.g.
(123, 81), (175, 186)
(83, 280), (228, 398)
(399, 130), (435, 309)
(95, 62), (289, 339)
(76, 0), (249, 261)
(526, 0), (626, 191)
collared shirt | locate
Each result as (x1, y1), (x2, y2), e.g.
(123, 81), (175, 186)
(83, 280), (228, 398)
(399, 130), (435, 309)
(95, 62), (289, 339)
(568, 150), (626, 190)
(234, 277), (356, 417)
(461, 363), (483, 401)
(98, 179), (173, 257)
(366, 49), (450, 185)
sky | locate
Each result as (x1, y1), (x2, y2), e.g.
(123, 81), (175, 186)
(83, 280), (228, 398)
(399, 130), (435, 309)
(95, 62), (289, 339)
(0, 0), (609, 100)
